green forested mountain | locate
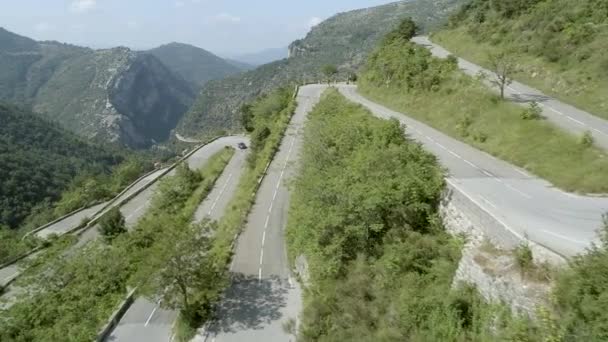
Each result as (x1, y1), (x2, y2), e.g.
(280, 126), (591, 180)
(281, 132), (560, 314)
(0, 103), (122, 228)
(433, 0), (608, 119)
(147, 42), (245, 88)
(0, 28), (195, 148)
(176, 0), (464, 137)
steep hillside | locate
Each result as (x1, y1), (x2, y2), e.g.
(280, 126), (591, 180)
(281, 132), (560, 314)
(433, 0), (608, 119)
(0, 103), (121, 228)
(178, 0), (463, 138)
(148, 42), (244, 88)
(0, 28), (195, 148)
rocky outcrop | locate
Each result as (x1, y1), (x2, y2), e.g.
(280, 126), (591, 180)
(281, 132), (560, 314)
(109, 53), (195, 147)
(440, 185), (562, 317)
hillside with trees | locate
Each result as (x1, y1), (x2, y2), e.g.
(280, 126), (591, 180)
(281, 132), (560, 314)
(176, 0), (464, 138)
(0, 103), (122, 229)
(432, 0), (608, 120)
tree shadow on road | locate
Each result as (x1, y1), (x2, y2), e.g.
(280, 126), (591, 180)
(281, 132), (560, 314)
(509, 93), (551, 104)
(211, 273), (289, 333)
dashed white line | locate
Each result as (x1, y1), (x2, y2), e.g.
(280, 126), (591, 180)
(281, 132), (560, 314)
(515, 168), (530, 177)
(505, 183), (533, 199)
(144, 305), (159, 327)
(479, 195), (497, 209)
(208, 173), (233, 215)
(264, 215), (270, 229)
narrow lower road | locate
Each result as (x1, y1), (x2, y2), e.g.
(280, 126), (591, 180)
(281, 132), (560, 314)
(1, 137), (246, 307)
(107, 139), (250, 342)
(202, 85), (326, 342)
(339, 85), (608, 257)
(412, 36), (608, 151)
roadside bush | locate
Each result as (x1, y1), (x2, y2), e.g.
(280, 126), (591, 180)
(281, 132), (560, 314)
(580, 130), (594, 147)
(514, 242), (534, 274)
(456, 115), (473, 138)
(99, 207), (126, 243)
(521, 101), (543, 120)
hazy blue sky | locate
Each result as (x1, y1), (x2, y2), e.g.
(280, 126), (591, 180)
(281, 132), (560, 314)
(0, 0), (397, 55)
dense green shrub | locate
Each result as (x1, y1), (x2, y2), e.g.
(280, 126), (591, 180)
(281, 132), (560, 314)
(286, 90), (537, 340)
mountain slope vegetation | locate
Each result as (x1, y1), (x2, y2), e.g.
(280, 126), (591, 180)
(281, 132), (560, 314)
(0, 103), (122, 229)
(432, 0), (608, 119)
(148, 42), (244, 88)
(0, 28), (195, 147)
(177, 0), (464, 138)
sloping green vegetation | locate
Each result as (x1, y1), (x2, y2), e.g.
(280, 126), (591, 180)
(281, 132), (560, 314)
(177, 0), (464, 138)
(286, 89), (548, 340)
(554, 220), (608, 340)
(0, 103), (123, 229)
(433, 0), (608, 119)
(0, 148), (234, 341)
(148, 43), (244, 88)
(359, 20), (608, 193)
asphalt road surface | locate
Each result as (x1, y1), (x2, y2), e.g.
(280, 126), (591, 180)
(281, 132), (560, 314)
(107, 138), (250, 342)
(412, 36), (608, 151)
(339, 85), (608, 257)
(201, 85), (326, 342)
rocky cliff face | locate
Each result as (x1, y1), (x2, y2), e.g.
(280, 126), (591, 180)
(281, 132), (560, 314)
(0, 28), (195, 148)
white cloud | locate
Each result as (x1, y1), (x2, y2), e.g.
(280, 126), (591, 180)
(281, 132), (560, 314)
(308, 17), (323, 29)
(69, 0), (97, 13)
(175, 1), (185, 8)
(34, 22), (54, 32)
(214, 13), (241, 23)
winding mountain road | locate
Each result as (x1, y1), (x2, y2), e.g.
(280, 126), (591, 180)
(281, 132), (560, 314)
(200, 85), (326, 342)
(339, 85), (608, 257)
(1, 137), (247, 304)
(107, 138), (250, 342)
(413, 36), (608, 151)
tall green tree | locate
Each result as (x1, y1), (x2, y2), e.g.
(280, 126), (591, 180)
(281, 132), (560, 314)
(99, 207), (126, 243)
(384, 17), (418, 43)
(138, 219), (223, 324)
(322, 64), (338, 85)
(487, 51), (516, 99)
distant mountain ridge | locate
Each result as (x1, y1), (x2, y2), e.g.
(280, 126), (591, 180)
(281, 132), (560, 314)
(178, 0), (464, 137)
(0, 28), (197, 148)
(147, 42), (246, 88)
(233, 47), (288, 66)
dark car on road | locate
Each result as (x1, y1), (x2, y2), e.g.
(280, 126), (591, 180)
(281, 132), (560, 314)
(238, 142), (248, 150)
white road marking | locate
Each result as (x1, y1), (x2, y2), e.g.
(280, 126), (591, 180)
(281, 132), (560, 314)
(264, 215), (270, 229)
(145, 305), (159, 327)
(259, 249), (264, 265)
(515, 168), (530, 177)
(262, 231), (266, 247)
(479, 195), (498, 209)
(481, 170), (494, 178)
(258, 268), (262, 281)
(505, 183), (533, 199)
(541, 229), (588, 245)
(208, 173), (233, 215)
